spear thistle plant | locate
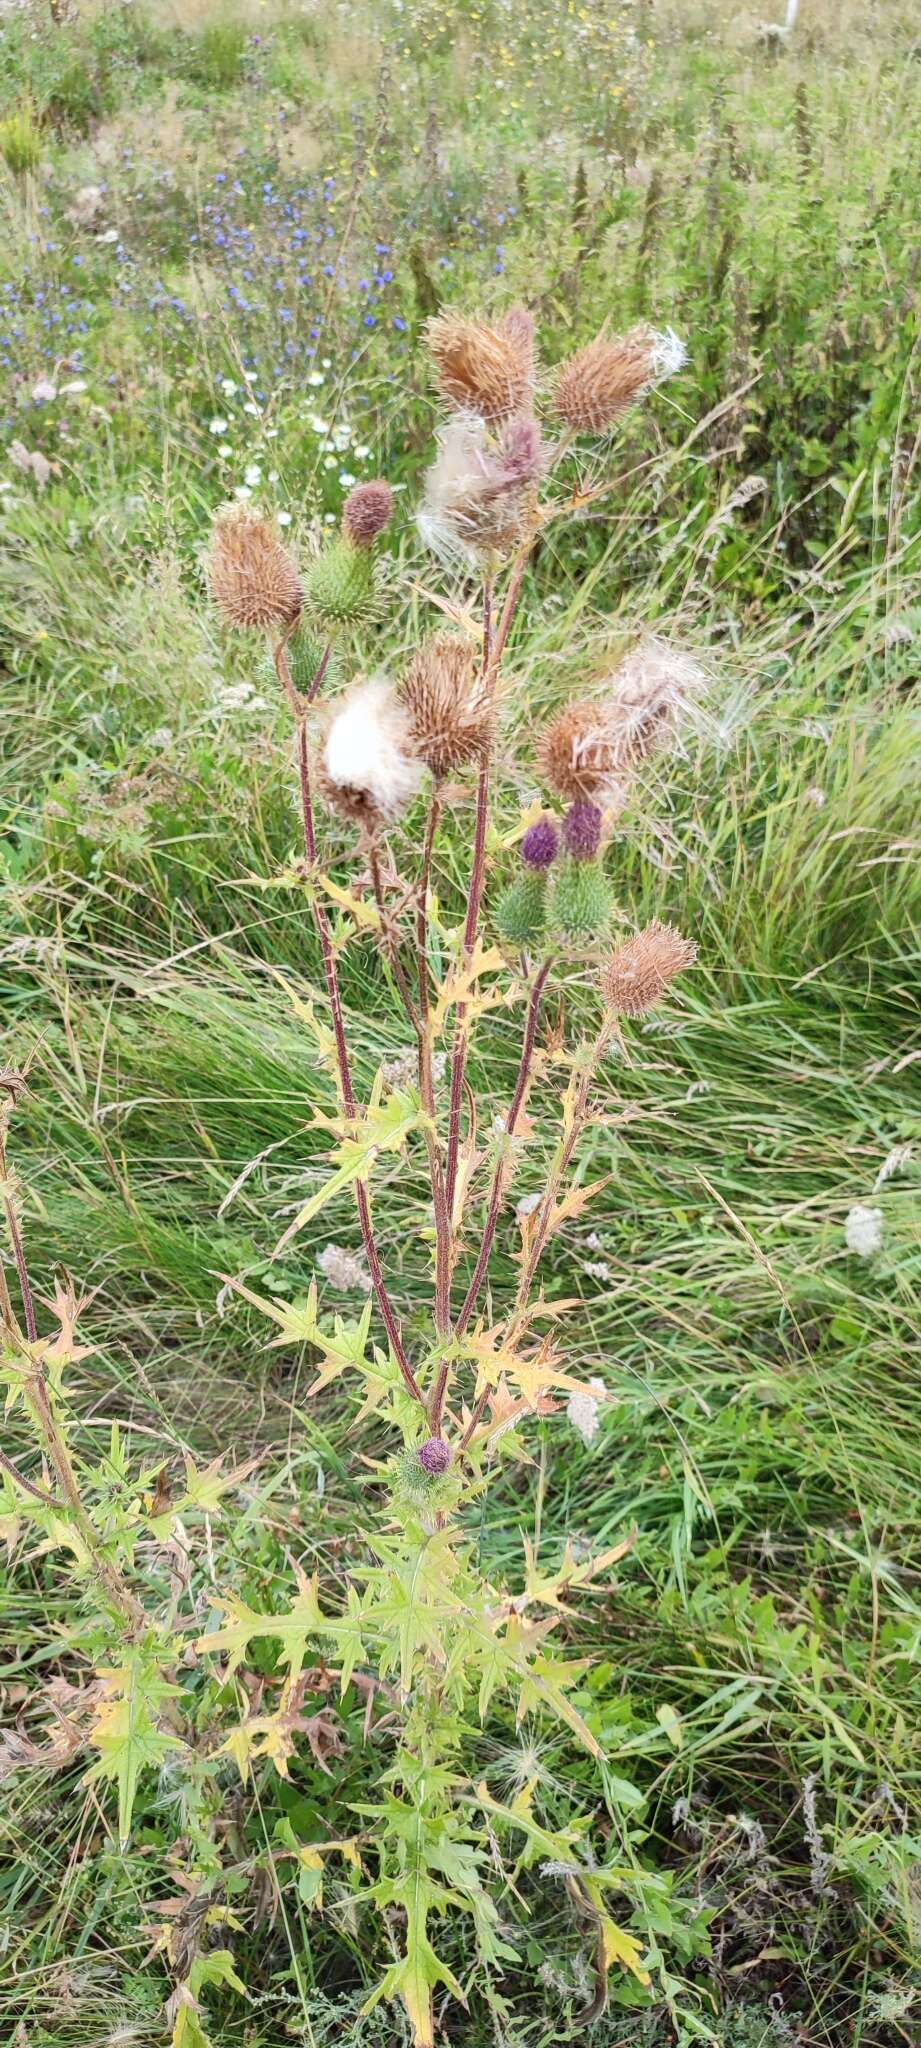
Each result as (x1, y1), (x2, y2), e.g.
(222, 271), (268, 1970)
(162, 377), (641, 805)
(1, 310), (706, 2046)
(202, 308), (702, 2040)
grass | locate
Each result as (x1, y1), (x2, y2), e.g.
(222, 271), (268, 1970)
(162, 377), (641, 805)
(1, 1), (920, 2044)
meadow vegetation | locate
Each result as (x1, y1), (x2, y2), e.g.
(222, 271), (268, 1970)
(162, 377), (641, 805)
(0, 2), (919, 2045)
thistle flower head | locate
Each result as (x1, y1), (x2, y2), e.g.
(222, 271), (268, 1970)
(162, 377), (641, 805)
(601, 920), (697, 1016)
(318, 677), (425, 826)
(499, 411), (546, 485)
(417, 413), (537, 567)
(561, 797), (603, 860)
(520, 817), (560, 869)
(417, 1435), (452, 1476)
(538, 641), (706, 801)
(537, 698), (633, 805)
(552, 323), (687, 434)
(207, 502), (302, 630)
(398, 632), (493, 778)
(342, 478), (395, 548)
(601, 637), (708, 768)
(426, 304), (535, 421)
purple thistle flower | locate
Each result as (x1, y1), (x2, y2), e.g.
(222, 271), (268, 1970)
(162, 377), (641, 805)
(521, 818), (559, 870)
(418, 1435), (452, 1476)
(562, 798), (603, 860)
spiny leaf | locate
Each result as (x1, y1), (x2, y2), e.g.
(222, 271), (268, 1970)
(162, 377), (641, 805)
(85, 1654), (183, 1846)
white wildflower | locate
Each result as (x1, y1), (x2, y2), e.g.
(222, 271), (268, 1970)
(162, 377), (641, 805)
(805, 785), (826, 807)
(96, 228), (119, 245)
(566, 1376), (606, 1447)
(234, 484), (253, 501)
(60, 378), (87, 394)
(277, 510), (292, 527)
(323, 677), (425, 821)
(209, 417), (229, 435)
(844, 1204), (883, 1258)
(218, 443), (232, 457)
(244, 463), (262, 486)
(243, 400), (261, 417)
(32, 377), (57, 403)
(874, 1143), (912, 1191)
(307, 371), (325, 387)
(583, 1259), (610, 1282)
(339, 471), (357, 488)
(317, 1243), (371, 1293)
(220, 377), (237, 396)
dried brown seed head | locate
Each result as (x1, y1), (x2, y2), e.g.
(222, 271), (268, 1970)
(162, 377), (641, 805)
(537, 698), (633, 804)
(399, 633), (493, 779)
(207, 502), (302, 630)
(417, 414), (538, 566)
(426, 306), (535, 422)
(316, 677), (425, 827)
(553, 325), (686, 434)
(342, 479), (395, 547)
(601, 920), (697, 1017)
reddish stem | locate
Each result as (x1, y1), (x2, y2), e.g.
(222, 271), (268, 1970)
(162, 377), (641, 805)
(455, 958), (551, 1338)
(276, 640), (425, 1411)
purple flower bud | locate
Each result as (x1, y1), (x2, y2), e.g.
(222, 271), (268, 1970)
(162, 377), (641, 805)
(418, 1435), (452, 1476)
(562, 798), (603, 860)
(521, 818), (559, 870)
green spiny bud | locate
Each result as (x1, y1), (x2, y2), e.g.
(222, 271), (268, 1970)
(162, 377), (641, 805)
(304, 539), (376, 629)
(287, 622), (333, 695)
(551, 860), (613, 940)
(494, 869), (548, 947)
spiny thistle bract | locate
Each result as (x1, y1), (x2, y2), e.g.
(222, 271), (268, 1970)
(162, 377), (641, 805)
(305, 537), (377, 629)
(285, 621), (332, 696)
(399, 633), (493, 778)
(494, 868), (549, 946)
(552, 860), (614, 940)
(207, 502), (303, 630)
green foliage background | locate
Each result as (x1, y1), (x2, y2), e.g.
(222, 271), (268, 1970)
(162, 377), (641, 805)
(0, 0), (919, 2043)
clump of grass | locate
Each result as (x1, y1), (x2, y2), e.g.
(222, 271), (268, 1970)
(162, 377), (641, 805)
(0, 101), (41, 176)
(191, 16), (249, 88)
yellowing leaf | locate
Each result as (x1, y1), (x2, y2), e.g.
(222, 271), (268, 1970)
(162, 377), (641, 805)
(316, 871), (381, 930)
(598, 1915), (651, 1986)
(430, 939), (509, 1037)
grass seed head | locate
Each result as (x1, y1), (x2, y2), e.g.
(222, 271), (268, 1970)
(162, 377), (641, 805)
(207, 502), (302, 630)
(601, 919), (697, 1016)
